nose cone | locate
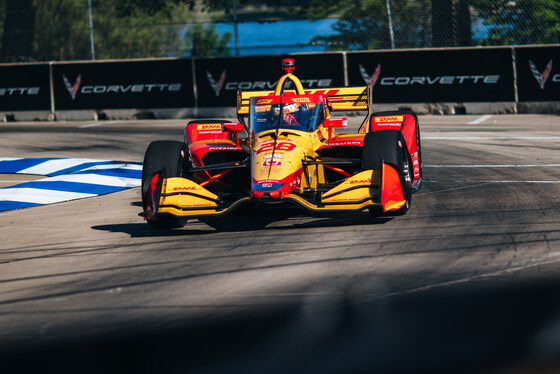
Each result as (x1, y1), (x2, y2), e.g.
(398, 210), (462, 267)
(251, 136), (306, 199)
(251, 173), (302, 199)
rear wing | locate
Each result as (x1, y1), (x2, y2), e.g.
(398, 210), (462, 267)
(237, 86), (371, 117)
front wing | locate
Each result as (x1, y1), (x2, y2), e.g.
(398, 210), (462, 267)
(145, 162), (406, 218)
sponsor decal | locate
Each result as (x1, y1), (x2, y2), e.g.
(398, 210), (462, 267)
(172, 186), (197, 191)
(289, 178), (300, 189)
(205, 68), (332, 96)
(359, 64), (381, 88)
(359, 65), (501, 87)
(375, 116), (404, 123)
(376, 122), (401, 127)
(529, 60), (553, 90)
(207, 146), (242, 151)
(63, 74), (82, 100)
(381, 75), (500, 86)
(323, 141), (362, 147)
(0, 87), (40, 96)
(197, 124), (222, 131)
(349, 179), (371, 184)
(262, 160), (282, 167)
(61, 74), (182, 99)
(380, 75), (500, 85)
(292, 97), (311, 103)
(207, 70), (226, 96)
(257, 98), (273, 104)
(226, 79), (332, 91)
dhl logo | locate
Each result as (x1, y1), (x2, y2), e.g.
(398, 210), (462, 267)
(264, 89), (342, 96)
(257, 98), (273, 104)
(291, 97), (311, 103)
(172, 186), (197, 191)
(349, 179), (371, 184)
(375, 116), (404, 123)
(197, 124), (222, 131)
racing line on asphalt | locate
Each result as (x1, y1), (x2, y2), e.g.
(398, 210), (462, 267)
(467, 114), (492, 125)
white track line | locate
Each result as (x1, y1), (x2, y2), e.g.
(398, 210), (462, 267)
(79, 121), (120, 128)
(467, 115), (492, 125)
(428, 180), (560, 184)
(375, 252), (560, 300)
(425, 164), (560, 168)
(423, 136), (560, 140)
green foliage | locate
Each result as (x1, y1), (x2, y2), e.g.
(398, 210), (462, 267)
(306, 0), (431, 51)
(186, 24), (231, 56)
(471, 0), (560, 45)
(2, 0), (233, 61)
(33, 0), (90, 61)
(0, 0), (5, 44)
(90, 1), (190, 59)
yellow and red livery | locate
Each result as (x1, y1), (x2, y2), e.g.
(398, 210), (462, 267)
(142, 58), (422, 228)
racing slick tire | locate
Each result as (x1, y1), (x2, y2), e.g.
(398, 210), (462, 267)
(363, 130), (412, 216)
(142, 140), (189, 228)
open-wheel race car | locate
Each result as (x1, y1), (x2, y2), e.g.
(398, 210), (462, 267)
(142, 58), (422, 228)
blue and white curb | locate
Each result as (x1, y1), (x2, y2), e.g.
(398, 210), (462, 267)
(0, 158), (142, 212)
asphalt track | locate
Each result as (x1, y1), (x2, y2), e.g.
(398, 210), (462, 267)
(1, 114), (560, 373)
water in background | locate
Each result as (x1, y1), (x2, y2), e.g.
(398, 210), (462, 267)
(214, 19), (338, 56)
(211, 18), (490, 56)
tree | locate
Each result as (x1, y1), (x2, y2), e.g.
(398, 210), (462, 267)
(432, 0), (472, 47)
(471, 0), (560, 45)
(0, 0), (36, 62)
(0, 0), (6, 52)
(187, 24), (231, 56)
(0, 0), (233, 62)
(301, 0), (432, 51)
(32, 0), (91, 61)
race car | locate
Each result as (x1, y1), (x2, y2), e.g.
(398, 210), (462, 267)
(142, 58), (422, 228)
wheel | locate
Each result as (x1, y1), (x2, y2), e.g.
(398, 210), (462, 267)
(363, 130), (412, 216)
(142, 140), (189, 228)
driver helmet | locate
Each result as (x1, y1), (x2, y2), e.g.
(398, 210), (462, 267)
(272, 102), (299, 115)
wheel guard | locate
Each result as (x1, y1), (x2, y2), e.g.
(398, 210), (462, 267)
(380, 162), (406, 211)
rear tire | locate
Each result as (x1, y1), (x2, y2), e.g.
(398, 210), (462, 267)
(363, 130), (412, 216)
(142, 140), (189, 228)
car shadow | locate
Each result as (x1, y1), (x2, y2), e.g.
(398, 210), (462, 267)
(92, 202), (394, 237)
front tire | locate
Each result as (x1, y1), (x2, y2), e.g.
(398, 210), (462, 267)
(142, 140), (189, 228)
(363, 130), (412, 216)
